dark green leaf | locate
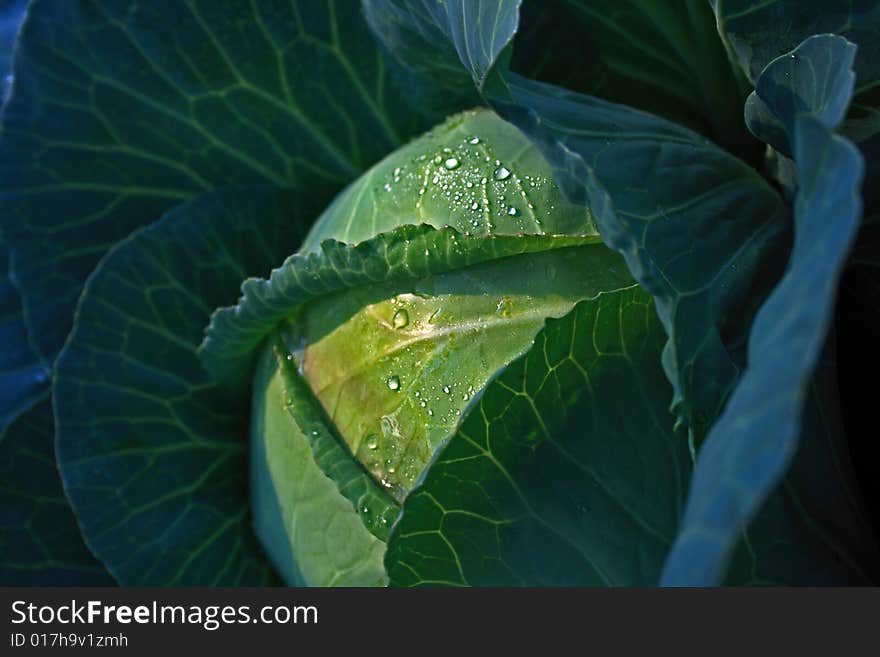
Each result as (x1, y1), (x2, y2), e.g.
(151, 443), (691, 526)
(662, 35), (872, 584)
(386, 287), (692, 585)
(0, 394), (114, 585)
(53, 187), (317, 585)
(1, 0), (422, 362)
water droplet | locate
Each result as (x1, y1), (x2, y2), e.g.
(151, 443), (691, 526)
(494, 166), (511, 180)
(442, 385), (451, 394)
(392, 308), (409, 329)
(393, 167), (402, 176)
(383, 183), (392, 192)
(463, 393), (470, 401)
(507, 206), (518, 216)
(365, 434), (379, 450)
(420, 400), (427, 408)
(471, 202), (479, 210)
(427, 409), (434, 416)
(465, 181), (474, 188)
(443, 157), (460, 170)
(469, 136), (480, 144)
(387, 375), (401, 391)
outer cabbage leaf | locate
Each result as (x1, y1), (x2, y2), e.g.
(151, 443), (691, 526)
(1, 0), (424, 363)
(662, 35), (873, 584)
(53, 188), (318, 585)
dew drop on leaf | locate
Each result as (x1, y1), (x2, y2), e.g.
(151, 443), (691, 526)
(387, 375), (401, 391)
(392, 308), (409, 329)
(494, 166), (511, 180)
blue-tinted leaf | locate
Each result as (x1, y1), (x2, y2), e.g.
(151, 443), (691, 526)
(0, 394), (114, 585)
(662, 35), (871, 585)
(713, 0), (880, 87)
(1, 0), (424, 363)
(714, 1), (880, 209)
(53, 188), (320, 585)
(745, 34), (856, 155)
(0, 0), (26, 100)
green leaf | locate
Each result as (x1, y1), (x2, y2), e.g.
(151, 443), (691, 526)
(0, 394), (114, 585)
(511, 0), (755, 160)
(296, 244), (633, 499)
(298, 107), (598, 251)
(53, 187), (318, 585)
(386, 286), (692, 586)
(251, 337), (389, 586)
(662, 35), (872, 585)
(0, 0), (423, 362)
(199, 226), (597, 389)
